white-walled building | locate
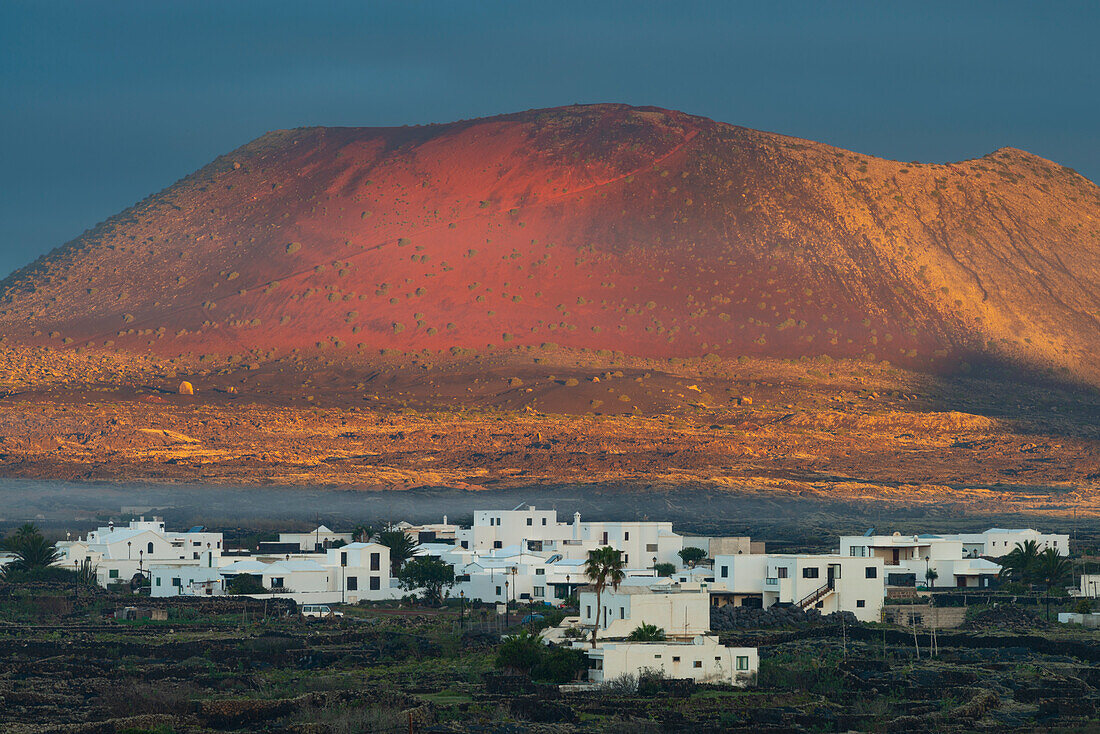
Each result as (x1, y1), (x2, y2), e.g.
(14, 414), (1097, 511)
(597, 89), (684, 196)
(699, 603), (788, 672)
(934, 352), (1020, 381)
(579, 582), (711, 639)
(454, 507), (683, 566)
(713, 554), (885, 623)
(584, 635), (757, 686)
(152, 541), (398, 604)
(56, 518), (223, 588)
(277, 525), (353, 553)
(838, 528), (1066, 589)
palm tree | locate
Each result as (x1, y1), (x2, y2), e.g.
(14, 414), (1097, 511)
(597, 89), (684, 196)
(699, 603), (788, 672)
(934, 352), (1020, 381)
(925, 567), (939, 589)
(999, 540), (1041, 585)
(584, 546), (625, 648)
(352, 524), (374, 543)
(1, 533), (61, 577)
(1034, 548), (1073, 620)
(627, 623), (666, 641)
(376, 529), (418, 575)
(2, 523), (39, 552)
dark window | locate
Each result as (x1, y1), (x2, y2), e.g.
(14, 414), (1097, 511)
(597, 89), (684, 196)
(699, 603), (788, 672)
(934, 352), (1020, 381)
(109, 569), (119, 579)
(526, 518), (533, 526)
(720, 566), (728, 578)
(777, 567), (788, 579)
(493, 541), (503, 549)
(620, 607), (625, 619)
(624, 532), (630, 541)
(271, 577), (284, 588)
(147, 542), (154, 554)
(672, 656), (681, 663)
(865, 566), (877, 579)
(693, 661), (702, 668)
(542, 518), (547, 526)
(369, 576), (380, 590)
(340, 552), (347, 567)
(192, 552), (199, 560)
(856, 599), (866, 608)
(347, 576), (358, 591)
(646, 543), (658, 552)
(496, 586), (502, 595)
(171, 577), (181, 587)
(803, 567), (819, 579)
(370, 552), (380, 571)
(461, 541), (469, 549)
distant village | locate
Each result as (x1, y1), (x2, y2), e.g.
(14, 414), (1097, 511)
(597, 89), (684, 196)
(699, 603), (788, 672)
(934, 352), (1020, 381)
(2, 507), (1083, 688)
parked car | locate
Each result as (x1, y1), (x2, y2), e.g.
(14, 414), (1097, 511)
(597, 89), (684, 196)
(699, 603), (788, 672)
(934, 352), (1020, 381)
(301, 604), (343, 619)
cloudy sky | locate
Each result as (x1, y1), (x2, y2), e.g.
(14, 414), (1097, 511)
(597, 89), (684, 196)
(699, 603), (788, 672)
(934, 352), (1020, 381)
(1, 0), (1096, 277)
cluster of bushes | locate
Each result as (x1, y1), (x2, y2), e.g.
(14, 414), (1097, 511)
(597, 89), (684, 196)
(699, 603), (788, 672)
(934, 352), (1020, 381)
(494, 631), (587, 684)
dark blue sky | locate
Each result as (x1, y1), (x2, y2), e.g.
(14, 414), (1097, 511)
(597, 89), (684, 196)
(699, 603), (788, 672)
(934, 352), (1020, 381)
(2, 1), (1096, 278)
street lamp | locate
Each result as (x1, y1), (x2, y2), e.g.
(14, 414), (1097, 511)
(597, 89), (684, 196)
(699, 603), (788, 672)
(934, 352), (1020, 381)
(460, 590), (465, 628)
(504, 580), (510, 627)
(127, 541), (132, 559)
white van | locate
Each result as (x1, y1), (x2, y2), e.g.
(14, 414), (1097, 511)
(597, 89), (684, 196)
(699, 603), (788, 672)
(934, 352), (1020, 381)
(301, 604), (343, 619)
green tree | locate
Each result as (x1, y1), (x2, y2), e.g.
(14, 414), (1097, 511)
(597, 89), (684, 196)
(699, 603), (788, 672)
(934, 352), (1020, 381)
(396, 556), (454, 604)
(352, 524), (374, 543)
(377, 529), (419, 575)
(531, 646), (587, 684)
(924, 567), (939, 588)
(653, 562), (676, 578)
(1034, 548), (1073, 620)
(0, 527), (61, 578)
(627, 623), (666, 641)
(999, 540), (1041, 586)
(585, 546), (625, 648)
(678, 547), (707, 567)
(495, 630), (543, 674)
(225, 574), (267, 595)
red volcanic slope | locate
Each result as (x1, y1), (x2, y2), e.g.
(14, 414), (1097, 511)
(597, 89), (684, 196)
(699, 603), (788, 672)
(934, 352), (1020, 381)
(2, 104), (1099, 379)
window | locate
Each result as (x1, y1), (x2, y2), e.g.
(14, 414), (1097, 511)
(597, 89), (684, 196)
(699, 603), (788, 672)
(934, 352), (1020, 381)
(777, 567), (788, 579)
(497, 586), (502, 595)
(535, 568), (545, 575)
(803, 567), (819, 579)
(851, 546), (867, 557)
(370, 552), (380, 571)
(534, 586), (544, 597)
(672, 656), (681, 663)
(624, 532), (629, 541)
(461, 541), (469, 549)
(693, 661), (702, 668)
(736, 656), (749, 671)
(340, 552), (347, 567)
(856, 600), (866, 608)
(147, 542), (154, 554)
(192, 552), (199, 560)
(369, 576), (380, 590)
(109, 569), (119, 579)
(493, 541), (502, 549)
(865, 566), (877, 579)
(624, 554), (629, 565)
(271, 577), (284, 588)
(155, 577), (161, 586)
(542, 518), (547, 526)
(526, 518), (533, 526)
(720, 566), (728, 578)
(620, 607), (626, 619)
(586, 605), (591, 619)
(646, 543), (658, 552)
(346, 576), (357, 591)
(192, 541), (201, 547)
(172, 577), (181, 587)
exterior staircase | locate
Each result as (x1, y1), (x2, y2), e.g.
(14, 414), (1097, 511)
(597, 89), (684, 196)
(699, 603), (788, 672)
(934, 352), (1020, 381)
(796, 579), (834, 610)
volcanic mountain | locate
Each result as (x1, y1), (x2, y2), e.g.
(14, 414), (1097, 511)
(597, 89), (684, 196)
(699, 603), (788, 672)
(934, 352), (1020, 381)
(2, 104), (1099, 381)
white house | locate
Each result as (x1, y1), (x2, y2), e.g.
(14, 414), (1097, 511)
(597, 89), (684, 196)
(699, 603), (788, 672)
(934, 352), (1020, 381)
(55, 518), (223, 588)
(277, 525), (353, 552)
(584, 635), (758, 686)
(579, 582), (711, 639)
(713, 553), (885, 622)
(453, 507), (683, 567)
(154, 541), (398, 605)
